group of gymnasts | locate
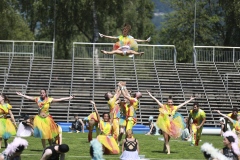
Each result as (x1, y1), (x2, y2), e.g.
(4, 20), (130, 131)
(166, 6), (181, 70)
(1, 23), (240, 160)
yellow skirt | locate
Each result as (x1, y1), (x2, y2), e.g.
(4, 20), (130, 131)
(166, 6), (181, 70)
(97, 135), (120, 154)
(33, 115), (59, 139)
(0, 118), (16, 139)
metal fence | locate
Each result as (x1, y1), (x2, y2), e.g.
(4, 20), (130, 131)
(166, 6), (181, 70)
(72, 42), (177, 62)
(193, 46), (240, 64)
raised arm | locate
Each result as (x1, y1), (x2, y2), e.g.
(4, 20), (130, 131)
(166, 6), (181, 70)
(114, 87), (121, 100)
(121, 88), (131, 101)
(16, 92), (35, 101)
(214, 110), (234, 123)
(90, 101), (100, 122)
(177, 96), (195, 109)
(134, 37), (151, 43)
(99, 33), (118, 40)
(52, 95), (74, 102)
(147, 91), (164, 108)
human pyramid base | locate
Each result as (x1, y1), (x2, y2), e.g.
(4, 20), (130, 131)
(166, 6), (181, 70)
(0, 80), (239, 159)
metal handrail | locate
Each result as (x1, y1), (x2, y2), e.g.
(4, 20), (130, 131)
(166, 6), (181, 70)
(195, 66), (215, 126)
(132, 56), (142, 124)
(67, 45), (75, 123)
(0, 67), (7, 87)
(174, 66), (188, 115)
(153, 61), (163, 103)
(92, 44), (95, 112)
(223, 72), (240, 92)
(47, 42), (55, 94)
(214, 64), (233, 109)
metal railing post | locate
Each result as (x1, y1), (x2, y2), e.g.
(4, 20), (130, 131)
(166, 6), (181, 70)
(92, 43), (95, 112)
(213, 47), (215, 62)
(47, 42), (55, 94)
(233, 48), (235, 62)
(68, 44), (75, 123)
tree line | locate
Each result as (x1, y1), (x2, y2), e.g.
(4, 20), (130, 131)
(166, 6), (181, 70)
(1, 0), (240, 62)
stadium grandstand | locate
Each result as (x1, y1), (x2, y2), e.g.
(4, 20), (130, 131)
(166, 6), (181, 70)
(0, 40), (240, 129)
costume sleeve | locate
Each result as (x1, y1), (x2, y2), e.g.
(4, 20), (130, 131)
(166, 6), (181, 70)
(34, 97), (39, 103)
(227, 113), (232, 117)
(48, 97), (53, 103)
(201, 110), (206, 119)
(108, 96), (117, 110)
(7, 103), (12, 110)
(128, 35), (134, 39)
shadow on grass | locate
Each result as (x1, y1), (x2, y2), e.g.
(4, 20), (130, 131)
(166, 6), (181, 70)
(151, 150), (178, 154)
(30, 149), (43, 152)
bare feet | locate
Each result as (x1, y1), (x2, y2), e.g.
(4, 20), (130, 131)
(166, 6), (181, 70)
(101, 50), (108, 54)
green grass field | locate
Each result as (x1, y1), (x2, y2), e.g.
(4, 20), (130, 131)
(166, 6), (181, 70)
(0, 133), (224, 160)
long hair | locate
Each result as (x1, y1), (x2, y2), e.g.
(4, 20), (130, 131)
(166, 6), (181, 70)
(126, 129), (133, 138)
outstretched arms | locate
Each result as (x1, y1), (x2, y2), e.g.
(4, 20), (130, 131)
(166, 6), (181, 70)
(134, 37), (151, 43)
(16, 92), (35, 101)
(99, 33), (118, 40)
(146, 91), (164, 108)
(177, 96), (195, 110)
(214, 110), (233, 123)
(52, 95), (74, 102)
(16, 92), (74, 103)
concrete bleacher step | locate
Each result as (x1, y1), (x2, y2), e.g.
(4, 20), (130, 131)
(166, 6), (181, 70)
(0, 56), (239, 125)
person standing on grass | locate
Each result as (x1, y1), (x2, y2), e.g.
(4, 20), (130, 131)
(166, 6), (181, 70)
(147, 91), (195, 154)
(0, 94), (17, 149)
(16, 89), (74, 149)
(90, 101), (119, 155)
(104, 85), (121, 142)
(41, 144), (69, 160)
(188, 102), (206, 146)
(118, 82), (142, 132)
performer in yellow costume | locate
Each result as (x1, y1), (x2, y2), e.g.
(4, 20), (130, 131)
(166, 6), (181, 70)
(147, 91), (195, 154)
(215, 110), (240, 147)
(90, 101), (119, 155)
(119, 82), (141, 131)
(226, 107), (240, 131)
(84, 112), (100, 142)
(99, 24), (150, 57)
(188, 103), (206, 146)
(118, 99), (128, 145)
(16, 89), (74, 149)
(104, 87), (121, 142)
(0, 94), (17, 149)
